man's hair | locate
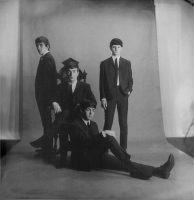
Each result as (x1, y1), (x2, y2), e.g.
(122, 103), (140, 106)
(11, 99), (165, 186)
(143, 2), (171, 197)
(79, 99), (97, 111)
(62, 58), (79, 70)
(110, 38), (123, 47)
(35, 36), (50, 50)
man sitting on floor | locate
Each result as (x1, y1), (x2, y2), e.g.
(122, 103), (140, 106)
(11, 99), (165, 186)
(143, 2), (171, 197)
(69, 99), (175, 180)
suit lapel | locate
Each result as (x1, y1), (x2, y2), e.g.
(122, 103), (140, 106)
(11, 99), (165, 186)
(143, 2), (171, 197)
(119, 57), (125, 75)
(62, 82), (70, 95)
(73, 81), (80, 96)
(108, 57), (117, 71)
(72, 82), (81, 105)
(76, 119), (90, 137)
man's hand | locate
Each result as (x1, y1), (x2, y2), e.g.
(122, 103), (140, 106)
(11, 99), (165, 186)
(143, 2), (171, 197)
(52, 102), (62, 114)
(102, 130), (116, 138)
(101, 98), (107, 110)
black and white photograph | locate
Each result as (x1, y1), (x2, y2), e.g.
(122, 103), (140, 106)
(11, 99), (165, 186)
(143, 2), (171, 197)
(0, 0), (194, 199)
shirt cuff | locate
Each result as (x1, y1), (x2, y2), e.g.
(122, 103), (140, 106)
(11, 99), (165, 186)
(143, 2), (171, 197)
(101, 131), (106, 138)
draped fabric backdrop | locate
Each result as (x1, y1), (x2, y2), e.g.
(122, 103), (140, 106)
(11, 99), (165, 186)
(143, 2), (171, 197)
(0, 0), (20, 140)
(155, 0), (194, 138)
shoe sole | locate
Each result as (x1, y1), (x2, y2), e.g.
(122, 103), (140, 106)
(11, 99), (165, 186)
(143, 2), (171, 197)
(161, 171), (170, 179)
(167, 154), (175, 172)
(30, 142), (41, 148)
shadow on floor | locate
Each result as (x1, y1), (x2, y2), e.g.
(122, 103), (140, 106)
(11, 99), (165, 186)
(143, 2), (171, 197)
(167, 137), (194, 158)
(0, 140), (20, 158)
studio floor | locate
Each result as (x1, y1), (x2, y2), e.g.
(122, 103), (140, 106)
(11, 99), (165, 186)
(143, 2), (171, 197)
(0, 132), (194, 200)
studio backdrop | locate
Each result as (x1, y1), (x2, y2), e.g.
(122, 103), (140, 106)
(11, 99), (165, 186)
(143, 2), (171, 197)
(5, 0), (194, 145)
(20, 0), (164, 144)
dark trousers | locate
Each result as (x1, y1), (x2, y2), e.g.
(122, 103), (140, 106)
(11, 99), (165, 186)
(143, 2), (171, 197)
(104, 87), (128, 150)
(90, 135), (154, 179)
(36, 100), (53, 152)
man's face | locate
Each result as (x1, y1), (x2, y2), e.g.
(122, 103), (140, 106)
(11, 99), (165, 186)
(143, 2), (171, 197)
(36, 42), (48, 55)
(110, 45), (122, 56)
(83, 107), (95, 121)
(67, 68), (79, 83)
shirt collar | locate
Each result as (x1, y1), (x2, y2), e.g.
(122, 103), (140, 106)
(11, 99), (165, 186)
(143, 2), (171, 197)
(82, 118), (90, 126)
(40, 51), (50, 60)
(68, 80), (77, 86)
(72, 80), (77, 87)
(112, 55), (120, 61)
(41, 50), (50, 57)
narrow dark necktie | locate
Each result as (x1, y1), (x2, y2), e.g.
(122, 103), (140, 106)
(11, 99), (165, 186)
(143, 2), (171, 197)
(87, 121), (91, 132)
(115, 58), (119, 85)
(86, 121), (91, 137)
(67, 84), (73, 106)
(87, 121), (90, 128)
(68, 83), (72, 94)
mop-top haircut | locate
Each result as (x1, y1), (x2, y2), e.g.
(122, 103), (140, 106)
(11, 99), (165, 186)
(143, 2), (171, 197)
(110, 38), (123, 47)
(35, 36), (50, 50)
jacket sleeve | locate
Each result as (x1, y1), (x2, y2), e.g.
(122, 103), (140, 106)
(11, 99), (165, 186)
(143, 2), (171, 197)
(127, 61), (133, 93)
(86, 84), (97, 105)
(42, 57), (57, 105)
(56, 84), (63, 108)
(99, 62), (106, 100)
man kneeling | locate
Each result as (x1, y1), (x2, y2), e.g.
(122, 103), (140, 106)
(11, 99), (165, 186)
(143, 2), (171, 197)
(69, 99), (175, 180)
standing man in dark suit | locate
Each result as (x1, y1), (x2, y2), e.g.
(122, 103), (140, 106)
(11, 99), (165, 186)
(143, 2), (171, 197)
(99, 38), (133, 150)
(53, 58), (97, 167)
(30, 36), (61, 159)
(69, 99), (175, 180)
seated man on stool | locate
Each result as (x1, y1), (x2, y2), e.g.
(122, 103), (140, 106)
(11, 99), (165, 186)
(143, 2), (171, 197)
(69, 99), (175, 180)
(53, 58), (96, 167)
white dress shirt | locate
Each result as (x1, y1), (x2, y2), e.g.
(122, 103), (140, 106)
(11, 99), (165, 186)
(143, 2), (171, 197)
(112, 56), (120, 86)
(82, 118), (90, 126)
(70, 80), (77, 93)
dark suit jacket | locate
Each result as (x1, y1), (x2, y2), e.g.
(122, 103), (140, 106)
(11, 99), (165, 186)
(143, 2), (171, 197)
(99, 57), (133, 100)
(70, 119), (105, 171)
(35, 52), (57, 106)
(57, 81), (97, 111)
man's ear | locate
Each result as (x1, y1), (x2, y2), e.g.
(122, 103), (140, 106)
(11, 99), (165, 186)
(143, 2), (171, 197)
(46, 44), (50, 50)
(79, 109), (84, 117)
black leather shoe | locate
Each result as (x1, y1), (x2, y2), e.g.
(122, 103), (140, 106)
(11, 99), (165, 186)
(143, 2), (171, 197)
(160, 154), (175, 171)
(30, 137), (43, 148)
(155, 154), (175, 179)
